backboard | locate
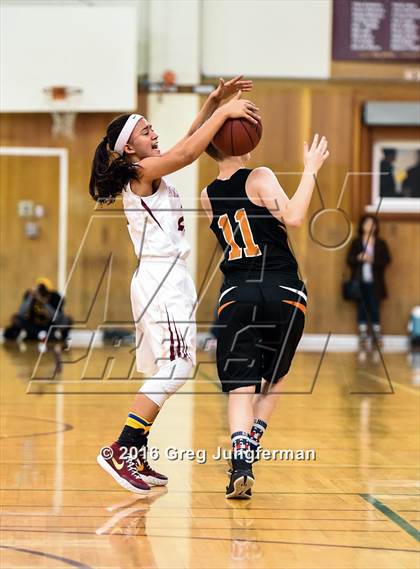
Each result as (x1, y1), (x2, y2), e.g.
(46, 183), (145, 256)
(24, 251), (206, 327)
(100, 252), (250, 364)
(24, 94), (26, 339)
(0, 4), (138, 112)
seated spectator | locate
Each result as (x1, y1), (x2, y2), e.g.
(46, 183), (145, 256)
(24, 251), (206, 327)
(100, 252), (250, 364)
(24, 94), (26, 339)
(3, 277), (73, 343)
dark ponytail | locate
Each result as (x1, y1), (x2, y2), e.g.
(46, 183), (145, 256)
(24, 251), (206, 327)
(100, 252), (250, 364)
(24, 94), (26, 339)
(89, 114), (141, 204)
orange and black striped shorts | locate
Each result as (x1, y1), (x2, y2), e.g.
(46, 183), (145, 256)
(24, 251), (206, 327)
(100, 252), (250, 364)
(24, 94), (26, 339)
(215, 273), (307, 392)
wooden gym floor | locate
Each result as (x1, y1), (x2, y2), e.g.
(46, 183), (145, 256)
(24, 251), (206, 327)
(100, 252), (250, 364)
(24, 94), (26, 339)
(0, 343), (419, 568)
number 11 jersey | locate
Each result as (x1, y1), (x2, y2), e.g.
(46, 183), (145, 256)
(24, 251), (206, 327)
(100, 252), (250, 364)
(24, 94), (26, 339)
(205, 168), (298, 275)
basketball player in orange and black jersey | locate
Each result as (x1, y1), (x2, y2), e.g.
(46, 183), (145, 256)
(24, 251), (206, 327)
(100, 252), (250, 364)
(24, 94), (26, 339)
(201, 134), (329, 498)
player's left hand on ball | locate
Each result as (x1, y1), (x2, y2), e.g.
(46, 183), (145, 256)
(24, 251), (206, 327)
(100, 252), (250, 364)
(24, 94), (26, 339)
(212, 75), (253, 103)
(303, 134), (329, 174)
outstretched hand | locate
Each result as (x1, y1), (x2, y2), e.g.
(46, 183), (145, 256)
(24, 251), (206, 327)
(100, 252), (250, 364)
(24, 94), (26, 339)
(212, 75), (253, 103)
(303, 134), (329, 174)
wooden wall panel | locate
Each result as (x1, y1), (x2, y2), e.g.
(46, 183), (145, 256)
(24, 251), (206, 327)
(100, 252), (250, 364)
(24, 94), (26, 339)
(0, 93), (148, 328)
(331, 60), (420, 81)
(197, 79), (419, 335)
(0, 82), (418, 335)
(0, 156), (59, 325)
(380, 221), (420, 333)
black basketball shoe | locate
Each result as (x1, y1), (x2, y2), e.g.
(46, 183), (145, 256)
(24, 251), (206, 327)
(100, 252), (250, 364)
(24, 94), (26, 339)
(226, 465), (254, 499)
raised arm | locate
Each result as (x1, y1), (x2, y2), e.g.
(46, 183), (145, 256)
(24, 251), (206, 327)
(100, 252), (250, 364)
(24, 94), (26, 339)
(249, 134), (329, 227)
(285, 135), (329, 226)
(186, 76), (253, 137)
(139, 92), (260, 182)
(169, 75), (253, 153)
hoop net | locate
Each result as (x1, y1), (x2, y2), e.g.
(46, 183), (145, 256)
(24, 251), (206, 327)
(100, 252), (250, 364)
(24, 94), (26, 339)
(43, 86), (82, 139)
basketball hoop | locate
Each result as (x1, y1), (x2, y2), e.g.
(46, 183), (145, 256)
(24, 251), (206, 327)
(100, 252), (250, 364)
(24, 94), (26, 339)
(43, 85), (82, 139)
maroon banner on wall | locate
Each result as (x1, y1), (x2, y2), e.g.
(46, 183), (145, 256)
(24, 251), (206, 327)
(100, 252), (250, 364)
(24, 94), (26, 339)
(333, 0), (420, 61)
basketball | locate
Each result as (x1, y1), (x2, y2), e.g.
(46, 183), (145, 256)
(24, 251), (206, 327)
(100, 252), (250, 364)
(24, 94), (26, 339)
(213, 118), (263, 156)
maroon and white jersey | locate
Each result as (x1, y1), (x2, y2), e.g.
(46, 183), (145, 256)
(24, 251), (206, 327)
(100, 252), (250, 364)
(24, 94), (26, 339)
(123, 177), (191, 261)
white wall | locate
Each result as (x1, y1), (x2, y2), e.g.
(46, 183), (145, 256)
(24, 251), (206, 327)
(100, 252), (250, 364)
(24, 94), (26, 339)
(137, 0), (150, 76)
(143, 0), (334, 81)
(2, 0), (333, 96)
(202, 0), (332, 79)
(2, 0), (150, 78)
(148, 0), (200, 84)
(0, 2), (138, 112)
(147, 93), (200, 279)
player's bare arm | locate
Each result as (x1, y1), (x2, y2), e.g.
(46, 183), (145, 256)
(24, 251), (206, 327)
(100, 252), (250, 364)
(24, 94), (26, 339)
(167, 75), (253, 156)
(139, 93), (260, 183)
(186, 75), (253, 137)
(248, 134), (329, 227)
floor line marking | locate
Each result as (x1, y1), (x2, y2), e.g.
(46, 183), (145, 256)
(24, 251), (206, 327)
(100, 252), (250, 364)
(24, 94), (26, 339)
(0, 527), (400, 535)
(1, 489), (419, 495)
(0, 545), (92, 569)
(360, 494), (420, 542)
(358, 371), (420, 396)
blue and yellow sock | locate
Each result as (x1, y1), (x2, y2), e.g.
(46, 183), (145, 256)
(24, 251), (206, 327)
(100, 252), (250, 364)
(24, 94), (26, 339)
(117, 413), (154, 449)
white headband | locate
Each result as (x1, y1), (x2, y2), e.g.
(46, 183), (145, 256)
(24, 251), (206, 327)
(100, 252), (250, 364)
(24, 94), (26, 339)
(113, 114), (144, 155)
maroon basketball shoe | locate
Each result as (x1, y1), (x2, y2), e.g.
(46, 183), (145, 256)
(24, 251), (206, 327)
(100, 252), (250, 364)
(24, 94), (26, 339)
(97, 443), (151, 495)
(136, 454), (168, 486)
